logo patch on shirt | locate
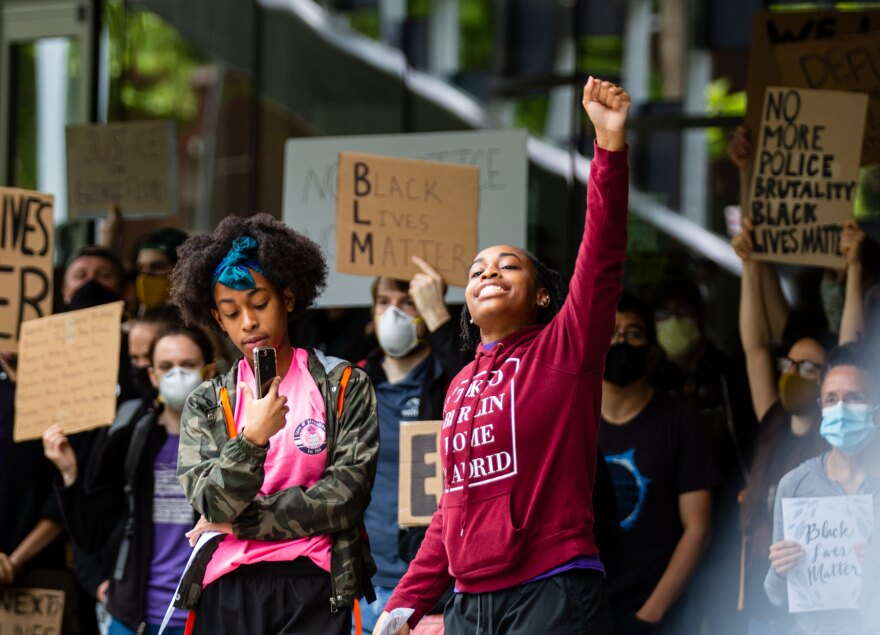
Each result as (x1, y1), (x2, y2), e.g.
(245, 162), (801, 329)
(294, 419), (327, 455)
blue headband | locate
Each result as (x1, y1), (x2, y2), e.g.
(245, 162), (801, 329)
(211, 236), (265, 290)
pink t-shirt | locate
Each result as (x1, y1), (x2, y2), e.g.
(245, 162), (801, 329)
(203, 349), (332, 586)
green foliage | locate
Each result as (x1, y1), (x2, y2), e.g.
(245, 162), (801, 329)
(104, 0), (203, 122)
(460, 0), (494, 70)
(12, 43), (37, 190)
(705, 77), (746, 161)
(349, 9), (381, 40)
(513, 95), (550, 137)
(577, 35), (622, 78)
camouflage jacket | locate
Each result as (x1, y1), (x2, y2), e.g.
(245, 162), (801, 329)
(177, 349), (379, 611)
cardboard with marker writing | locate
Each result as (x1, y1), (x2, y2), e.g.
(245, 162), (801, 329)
(14, 302), (124, 441)
(0, 587), (64, 634)
(748, 87), (867, 268)
(775, 32), (880, 165)
(745, 9), (880, 150)
(336, 153), (479, 284)
(399, 420), (443, 527)
(66, 120), (177, 218)
(0, 187), (54, 353)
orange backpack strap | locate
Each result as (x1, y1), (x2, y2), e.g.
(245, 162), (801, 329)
(219, 387), (237, 439)
(337, 366), (352, 419)
(353, 598), (362, 635)
(184, 611), (196, 634)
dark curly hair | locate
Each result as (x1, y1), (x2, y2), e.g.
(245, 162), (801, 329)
(459, 249), (568, 352)
(170, 214), (327, 330)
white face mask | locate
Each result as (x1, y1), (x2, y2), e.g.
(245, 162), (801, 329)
(376, 306), (421, 359)
(158, 367), (204, 410)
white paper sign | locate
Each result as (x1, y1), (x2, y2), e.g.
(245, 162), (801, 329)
(782, 495), (874, 613)
(282, 130), (527, 307)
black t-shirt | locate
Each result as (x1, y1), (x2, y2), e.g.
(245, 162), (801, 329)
(599, 391), (715, 617)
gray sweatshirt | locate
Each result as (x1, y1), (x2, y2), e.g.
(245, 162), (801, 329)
(764, 453), (880, 635)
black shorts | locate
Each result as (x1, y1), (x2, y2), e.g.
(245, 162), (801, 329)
(194, 559), (351, 635)
(444, 569), (613, 635)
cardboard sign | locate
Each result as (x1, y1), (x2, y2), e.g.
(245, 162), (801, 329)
(336, 153), (479, 284)
(14, 301), (124, 441)
(0, 587), (64, 634)
(0, 188), (54, 353)
(748, 87), (868, 267)
(745, 9), (880, 146)
(398, 420), (443, 527)
(782, 495), (874, 613)
(282, 130), (527, 307)
(66, 120), (177, 218)
(775, 32), (880, 165)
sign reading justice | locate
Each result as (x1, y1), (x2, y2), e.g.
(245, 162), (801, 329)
(748, 87), (868, 268)
(336, 153), (479, 284)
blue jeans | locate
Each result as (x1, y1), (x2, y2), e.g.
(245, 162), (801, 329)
(356, 585), (395, 635)
(108, 618), (185, 635)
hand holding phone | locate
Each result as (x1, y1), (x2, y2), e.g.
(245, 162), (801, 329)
(254, 347), (277, 399)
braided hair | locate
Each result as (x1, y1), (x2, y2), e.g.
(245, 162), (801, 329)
(459, 249), (568, 352)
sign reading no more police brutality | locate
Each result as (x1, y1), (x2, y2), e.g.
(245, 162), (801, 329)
(748, 87), (868, 268)
(282, 130), (527, 307)
(336, 153), (479, 284)
(0, 187), (54, 353)
(66, 120), (177, 218)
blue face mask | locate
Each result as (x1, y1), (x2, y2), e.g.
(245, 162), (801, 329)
(820, 402), (878, 456)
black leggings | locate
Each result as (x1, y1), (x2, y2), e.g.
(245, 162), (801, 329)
(194, 559), (351, 635)
(443, 569), (614, 635)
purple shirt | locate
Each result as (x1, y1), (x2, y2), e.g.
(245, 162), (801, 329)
(146, 434), (192, 627)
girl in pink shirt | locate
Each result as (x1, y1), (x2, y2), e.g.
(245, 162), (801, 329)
(171, 214), (379, 635)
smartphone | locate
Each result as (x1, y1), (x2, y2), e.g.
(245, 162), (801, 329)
(253, 347), (277, 399)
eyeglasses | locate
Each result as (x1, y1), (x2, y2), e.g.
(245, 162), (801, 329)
(777, 357), (823, 379)
(654, 305), (697, 322)
(611, 327), (648, 346)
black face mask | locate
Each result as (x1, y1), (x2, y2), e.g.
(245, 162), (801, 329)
(603, 343), (649, 387)
(67, 279), (122, 311)
(130, 364), (158, 401)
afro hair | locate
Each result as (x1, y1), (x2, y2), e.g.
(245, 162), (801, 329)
(170, 214), (327, 330)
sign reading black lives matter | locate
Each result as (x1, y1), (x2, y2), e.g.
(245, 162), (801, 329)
(336, 152), (479, 284)
(748, 87), (868, 268)
(0, 188), (54, 353)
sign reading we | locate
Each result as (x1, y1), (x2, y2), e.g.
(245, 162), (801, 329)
(748, 87), (868, 267)
(336, 153), (479, 284)
(0, 188), (54, 353)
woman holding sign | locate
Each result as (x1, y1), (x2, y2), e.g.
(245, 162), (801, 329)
(764, 343), (880, 635)
(169, 214), (378, 635)
(374, 77), (628, 634)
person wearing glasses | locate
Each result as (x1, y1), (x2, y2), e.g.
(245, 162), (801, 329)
(732, 220), (861, 635)
(764, 343), (880, 635)
(599, 292), (715, 634)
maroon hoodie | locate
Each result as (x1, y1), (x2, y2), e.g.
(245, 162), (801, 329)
(385, 143), (628, 626)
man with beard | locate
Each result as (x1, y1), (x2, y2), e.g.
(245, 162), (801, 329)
(599, 292), (715, 635)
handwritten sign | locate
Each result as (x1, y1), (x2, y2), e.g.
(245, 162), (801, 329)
(283, 130), (527, 307)
(336, 153), (478, 283)
(0, 587), (64, 634)
(782, 495), (873, 612)
(398, 420), (443, 527)
(744, 9), (880, 147)
(775, 32), (880, 165)
(0, 188), (54, 353)
(748, 87), (868, 267)
(66, 120), (177, 218)
(14, 302), (124, 441)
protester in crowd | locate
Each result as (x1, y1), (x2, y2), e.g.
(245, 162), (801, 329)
(765, 343), (880, 635)
(132, 228), (189, 315)
(600, 292), (714, 634)
(0, 354), (96, 635)
(128, 306), (183, 401)
(373, 76), (629, 634)
(62, 245), (126, 309)
(732, 215), (867, 634)
(360, 258), (464, 634)
(169, 214), (378, 634)
(43, 324), (218, 635)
